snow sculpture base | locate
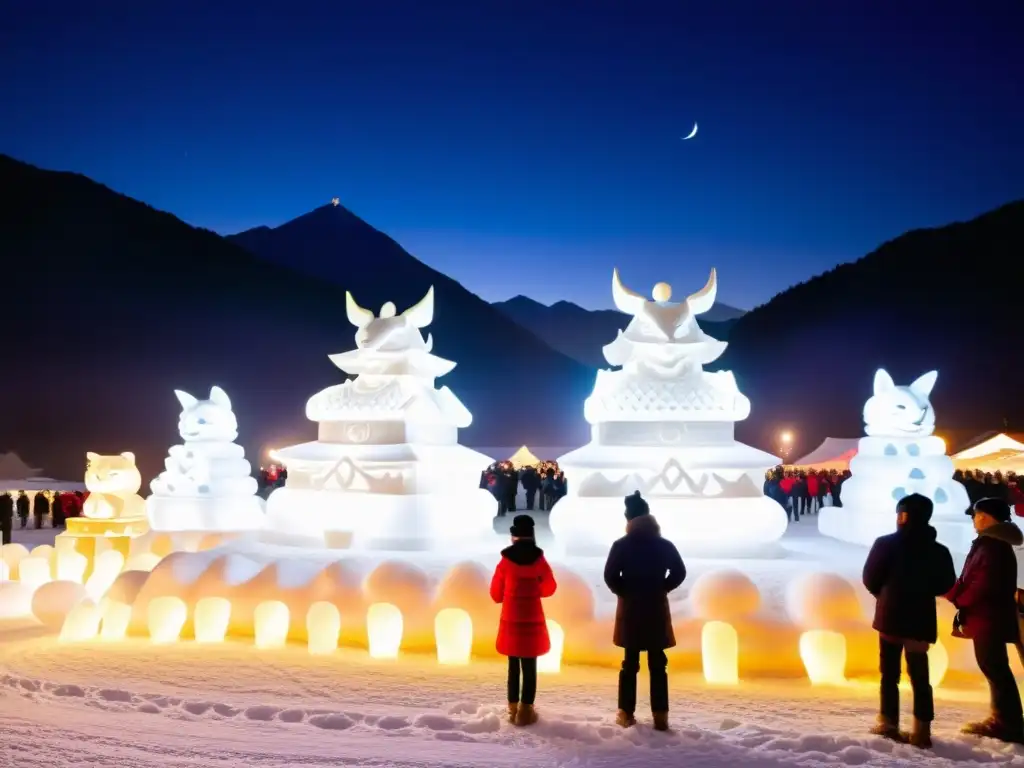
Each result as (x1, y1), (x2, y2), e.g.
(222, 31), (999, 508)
(818, 507), (973, 555)
(58, 517), (149, 581)
(147, 496), (266, 534)
(266, 485), (497, 551)
(552, 495), (787, 557)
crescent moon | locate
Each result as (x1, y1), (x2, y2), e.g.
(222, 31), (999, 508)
(682, 122), (698, 141)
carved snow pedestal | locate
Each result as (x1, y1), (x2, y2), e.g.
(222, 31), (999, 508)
(549, 269), (788, 556)
(147, 386), (264, 532)
(819, 370), (972, 553)
(265, 287), (497, 551)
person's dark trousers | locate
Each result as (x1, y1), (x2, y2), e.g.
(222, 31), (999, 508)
(789, 497), (799, 520)
(525, 489), (536, 510)
(544, 493), (556, 511)
(974, 636), (1024, 727)
(507, 656), (537, 706)
(1, 519), (10, 545)
(879, 636), (933, 724)
(506, 495), (516, 513)
(618, 648), (669, 715)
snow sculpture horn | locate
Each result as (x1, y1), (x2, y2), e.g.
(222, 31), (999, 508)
(686, 268), (717, 315)
(611, 268), (647, 315)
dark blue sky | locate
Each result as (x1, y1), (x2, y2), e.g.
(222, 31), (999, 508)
(3, 1), (1022, 309)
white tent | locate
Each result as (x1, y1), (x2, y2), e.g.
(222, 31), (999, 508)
(793, 437), (860, 470)
(0, 451), (86, 493)
(472, 446), (581, 466)
(952, 433), (1024, 463)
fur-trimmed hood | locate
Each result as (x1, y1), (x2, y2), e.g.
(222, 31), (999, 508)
(625, 514), (661, 537)
(501, 539), (545, 565)
(979, 521), (1024, 547)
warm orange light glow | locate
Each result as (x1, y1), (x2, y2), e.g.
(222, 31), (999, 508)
(194, 597), (232, 643)
(254, 601), (290, 649)
(538, 620), (564, 674)
(799, 630), (847, 685)
(60, 601), (103, 642)
(900, 640), (949, 688)
(702, 621), (739, 685)
(367, 603), (403, 659)
(434, 608), (473, 665)
(780, 431), (793, 444)
(18, 557), (51, 589)
(306, 602), (341, 655)
(84, 550), (125, 601)
(148, 596), (188, 644)
(99, 599), (132, 640)
(56, 549), (89, 584)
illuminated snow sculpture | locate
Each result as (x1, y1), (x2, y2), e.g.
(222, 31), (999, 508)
(819, 369), (972, 553)
(264, 286), (496, 550)
(549, 269), (788, 554)
(148, 386), (264, 532)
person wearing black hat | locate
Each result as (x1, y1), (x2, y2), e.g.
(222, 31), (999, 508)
(948, 497), (1024, 742)
(603, 491), (686, 732)
(861, 493), (956, 748)
(490, 514), (557, 727)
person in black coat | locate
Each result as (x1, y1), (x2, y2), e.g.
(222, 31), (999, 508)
(603, 491), (686, 732)
(862, 493), (956, 748)
(520, 467), (541, 511)
(15, 492), (29, 529)
(32, 491), (49, 529)
(0, 491), (13, 545)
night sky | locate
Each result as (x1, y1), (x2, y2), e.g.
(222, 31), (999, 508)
(3, 1), (1022, 310)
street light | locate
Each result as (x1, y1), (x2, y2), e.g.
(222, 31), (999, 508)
(777, 430), (795, 464)
(780, 431), (793, 445)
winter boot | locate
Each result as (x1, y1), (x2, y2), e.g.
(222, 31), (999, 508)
(514, 704), (538, 727)
(869, 715), (907, 743)
(506, 703), (518, 724)
(908, 719), (932, 749)
(962, 717), (1024, 743)
(652, 712), (669, 732)
(615, 710), (636, 728)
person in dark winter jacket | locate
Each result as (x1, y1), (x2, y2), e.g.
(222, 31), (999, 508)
(51, 492), (66, 528)
(490, 514), (557, 727)
(520, 467), (541, 511)
(15, 492), (29, 528)
(0, 491), (13, 545)
(32, 491), (49, 530)
(603, 491), (686, 732)
(862, 493), (957, 748)
(948, 497), (1024, 743)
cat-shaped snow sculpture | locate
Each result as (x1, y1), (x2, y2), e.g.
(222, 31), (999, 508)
(150, 386), (257, 498)
(83, 451), (147, 520)
(148, 385), (263, 532)
(863, 369), (937, 438)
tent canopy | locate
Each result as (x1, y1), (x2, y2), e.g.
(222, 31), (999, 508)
(954, 448), (1024, 473)
(0, 451), (86, 493)
(508, 445), (541, 469)
(952, 433), (1024, 463)
(793, 437), (859, 470)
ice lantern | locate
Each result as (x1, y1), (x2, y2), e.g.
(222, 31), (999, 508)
(254, 601), (290, 649)
(148, 596), (188, 644)
(194, 597), (232, 643)
(367, 603), (403, 659)
(434, 608), (473, 665)
(702, 621), (739, 685)
(306, 601), (342, 656)
(799, 630), (847, 686)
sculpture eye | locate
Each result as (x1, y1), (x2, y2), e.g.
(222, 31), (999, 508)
(198, 418), (208, 425)
(896, 404), (906, 410)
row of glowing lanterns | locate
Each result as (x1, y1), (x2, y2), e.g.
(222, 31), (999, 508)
(57, 594), (951, 687)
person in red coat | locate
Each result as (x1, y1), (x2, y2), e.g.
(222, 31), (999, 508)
(490, 514), (557, 727)
(947, 497), (1024, 742)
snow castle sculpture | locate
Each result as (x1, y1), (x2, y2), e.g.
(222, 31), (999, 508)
(818, 369), (972, 553)
(147, 386), (264, 532)
(549, 268), (788, 555)
(264, 286), (497, 550)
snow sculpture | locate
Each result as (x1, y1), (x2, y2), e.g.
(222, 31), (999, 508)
(83, 452), (146, 521)
(548, 268), (788, 554)
(819, 369), (972, 552)
(264, 286), (496, 550)
(147, 386), (264, 532)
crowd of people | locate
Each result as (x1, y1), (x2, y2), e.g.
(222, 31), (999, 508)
(491, 490), (1024, 747)
(479, 460), (567, 515)
(0, 490), (83, 544)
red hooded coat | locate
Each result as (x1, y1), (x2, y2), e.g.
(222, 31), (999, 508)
(490, 540), (557, 658)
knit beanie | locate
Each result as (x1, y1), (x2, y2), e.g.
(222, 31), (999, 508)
(624, 490), (649, 521)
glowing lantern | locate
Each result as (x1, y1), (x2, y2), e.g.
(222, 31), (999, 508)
(99, 599), (132, 641)
(306, 601), (341, 656)
(148, 596), (187, 644)
(55, 549), (88, 584)
(0, 560), (8, 582)
(434, 608), (473, 666)
(538, 620), (564, 674)
(83, 550), (125, 602)
(194, 597), (232, 644)
(702, 621), (739, 685)
(125, 552), (162, 572)
(60, 601), (103, 642)
(254, 601), (290, 649)
(367, 602), (403, 659)
(18, 557), (51, 589)
(799, 630), (847, 685)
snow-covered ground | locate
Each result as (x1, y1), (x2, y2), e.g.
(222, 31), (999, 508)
(4, 522), (1024, 767)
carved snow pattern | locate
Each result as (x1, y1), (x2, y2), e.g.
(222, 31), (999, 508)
(312, 456), (406, 494)
(590, 379), (745, 416)
(323, 380), (413, 414)
(576, 458), (761, 499)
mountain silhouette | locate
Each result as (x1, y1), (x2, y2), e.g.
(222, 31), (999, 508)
(0, 155), (592, 481)
(721, 200), (1024, 457)
(493, 295), (738, 369)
